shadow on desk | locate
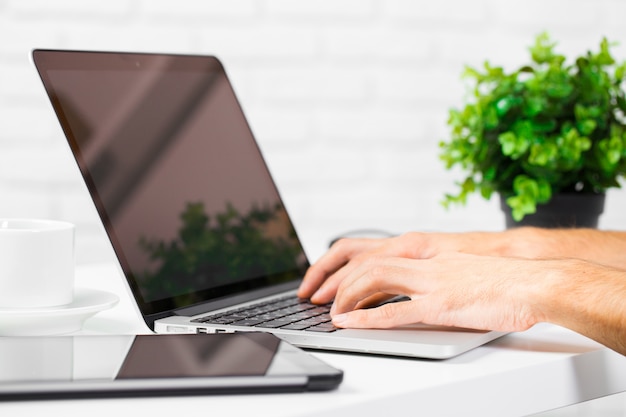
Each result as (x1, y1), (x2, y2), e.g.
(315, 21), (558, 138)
(487, 324), (602, 355)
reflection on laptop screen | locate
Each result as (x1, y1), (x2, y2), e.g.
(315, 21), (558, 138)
(35, 52), (308, 314)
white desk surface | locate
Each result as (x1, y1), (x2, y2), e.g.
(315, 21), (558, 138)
(3, 262), (626, 417)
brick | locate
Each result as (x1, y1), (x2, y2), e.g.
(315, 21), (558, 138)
(424, 197), (505, 232)
(264, 146), (372, 186)
(315, 106), (430, 144)
(603, 1), (626, 32)
(61, 25), (195, 54)
(0, 183), (52, 219)
(0, 142), (78, 184)
(266, 0), (376, 19)
(1, 102), (60, 139)
(300, 184), (442, 235)
(371, 145), (444, 180)
(251, 66), (369, 103)
(322, 26), (434, 62)
(7, 0), (133, 17)
(374, 66), (464, 104)
(0, 19), (63, 60)
(140, 0), (259, 19)
(436, 32), (532, 69)
(198, 25), (318, 60)
(492, 0), (601, 27)
(246, 106), (314, 144)
(50, 187), (103, 226)
(0, 62), (47, 98)
(74, 232), (117, 265)
(383, 0), (489, 24)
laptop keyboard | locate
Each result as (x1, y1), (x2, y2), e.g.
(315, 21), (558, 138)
(191, 294), (338, 333)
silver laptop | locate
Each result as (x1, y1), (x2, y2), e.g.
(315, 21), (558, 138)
(33, 49), (506, 359)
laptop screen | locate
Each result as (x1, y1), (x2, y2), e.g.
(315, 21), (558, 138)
(33, 50), (309, 317)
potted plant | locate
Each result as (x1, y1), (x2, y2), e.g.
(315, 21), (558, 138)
(439, 32), (626, 228)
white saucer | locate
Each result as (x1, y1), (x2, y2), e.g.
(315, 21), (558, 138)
(0, 288), (119, 336)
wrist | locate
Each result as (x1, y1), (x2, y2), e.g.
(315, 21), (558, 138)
(530, 258), (604, 329)
(522, 258), (570, 326)
(499, 227), (557, 258)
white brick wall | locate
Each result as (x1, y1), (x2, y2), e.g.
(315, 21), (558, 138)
(2, 0), (626, 266)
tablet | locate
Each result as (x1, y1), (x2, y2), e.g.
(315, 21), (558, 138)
(0, 332), (343, 400)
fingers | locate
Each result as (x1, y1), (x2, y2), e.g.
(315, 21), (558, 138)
(331, 257), (421, 316)
(298, 233), (441, 304)
(328, 256), (444, 330)
(332, 299), (423, 329)
(328, 252), (542, 332)
(297, 238), (385, 301)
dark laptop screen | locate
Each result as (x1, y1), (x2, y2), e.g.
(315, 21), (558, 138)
(33, 50), (308, 317)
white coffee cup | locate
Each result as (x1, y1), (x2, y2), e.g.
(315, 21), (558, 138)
(0, 219), (75, 309)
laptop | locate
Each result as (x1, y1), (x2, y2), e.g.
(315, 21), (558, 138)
(0, 332), (342, 400)
(32, 49), (506, 359)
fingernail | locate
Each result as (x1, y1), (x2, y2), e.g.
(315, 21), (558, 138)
(312, 290), (327, 304)
(332, 313), (348, 326)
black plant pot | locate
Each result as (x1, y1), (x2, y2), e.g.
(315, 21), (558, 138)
(500, 193), (606, 229)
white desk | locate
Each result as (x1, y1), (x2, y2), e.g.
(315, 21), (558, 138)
(3, 262), (626, 417)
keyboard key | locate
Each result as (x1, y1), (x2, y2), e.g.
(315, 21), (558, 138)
(306, 323), (338, 332)
(281, 321), (315, 331)
(192, 295), (336, 332)
(230, 317), (269, 326)
(257, 318), (299, 328)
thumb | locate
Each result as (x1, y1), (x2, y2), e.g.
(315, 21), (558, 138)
(332, 300), (420, 329)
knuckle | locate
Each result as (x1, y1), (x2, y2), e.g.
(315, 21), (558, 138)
(331, 237), (351, 251)
(368, 262), (392, 284)
(372, 304), (403, 328)
(393, 232), (425, 256)
(379, 305), (397, 322)
(398, 231), (419, 242)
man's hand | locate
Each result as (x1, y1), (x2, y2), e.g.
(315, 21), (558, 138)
(329, 252), (542, 332)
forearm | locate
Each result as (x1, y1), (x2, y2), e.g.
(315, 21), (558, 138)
(533, 259), (626, 355)
(488, 227), (626, 269)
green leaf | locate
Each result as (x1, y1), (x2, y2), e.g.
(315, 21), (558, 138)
(462, 65), (481, 81)
(495, 96), (520, 116)
(505, 175), (552, 221)
(506, 194), (536, 221)
(484, 105), (499, 130)
(529, 142), (558, 166)
(498, 132), (517, 156)
(479, 183), (494, 199)
(483, 166), (497, 181)
(536, 179), (552, 203)
(598, 136), (623, 168)
(523, 95), (545, 116)
(529, 32), (564, 65)
(616, 62), (626, 82)
(532, 119), (557, 133)
(574, 104), (588, 120)
(513, 175), (540, 199)
(577, 119), (597, 136)
(592, 37), (616, 66)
